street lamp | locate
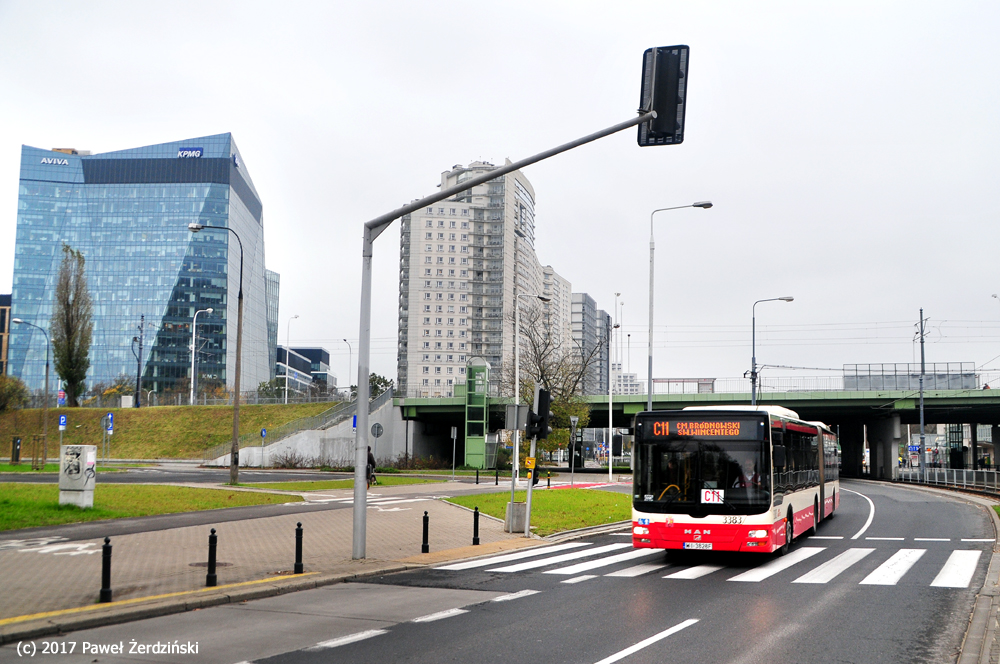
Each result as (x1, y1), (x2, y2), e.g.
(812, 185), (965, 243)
(190, 308), (214, 405)
(343, 338), (352, 398)
(284, 315), (299, 405)
(647, 202), (712, 412)
(12, 318), (50, 465)
(751, 296), (794, 406)
(609, 292), (620, 483)
(510, 292), (551, 517)
(189, 222), (245, 485)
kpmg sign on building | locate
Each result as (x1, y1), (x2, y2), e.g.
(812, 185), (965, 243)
(177, 147), (203, 158)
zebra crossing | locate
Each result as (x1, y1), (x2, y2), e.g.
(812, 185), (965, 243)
(437, 539), (989, 589)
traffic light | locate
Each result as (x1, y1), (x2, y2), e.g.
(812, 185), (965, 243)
(637, 45), (689, 147)
(525, 389), (554, 440)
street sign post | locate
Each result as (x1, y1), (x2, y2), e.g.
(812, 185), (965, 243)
(59, 414), (67, 447)
(260, 428), (267, 468)
(451, 426), (457, 480)
(58, 389), (66, 407)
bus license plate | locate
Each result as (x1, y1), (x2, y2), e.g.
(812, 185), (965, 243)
(683, 542), (712, 550)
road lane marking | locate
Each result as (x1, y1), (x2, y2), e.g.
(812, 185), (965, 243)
(841, 488), (875, 540)
(859, 549), (926, 585)
(962, 539), (996, 542)
(728, 547), (825, 582)
(663, 565), (724, 580)
(930, 550), (983, 588)
(488, 543), (631, 573)
(792, 548), (874, 584)
(437, 542), (590, 570)
(866, 537), (904, 541)
(492, 589), (540, 602)
(305, 629), (388, 650)
(914, 538), (950, 542)
(562, 575), (598, 584)
(593, 619), (699, 664)
(412, 608), (469, 623)
(606, 563), (668, 577)
(544, 548), (664, 575)
(810, 536), (844, 540)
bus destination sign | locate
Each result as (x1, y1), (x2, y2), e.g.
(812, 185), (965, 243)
(644, 418), (761, 441)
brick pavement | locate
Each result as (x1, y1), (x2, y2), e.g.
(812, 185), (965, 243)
(0, 481), (525, 623)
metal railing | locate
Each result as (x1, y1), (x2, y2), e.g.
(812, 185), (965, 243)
(897, 468), (1000, 494)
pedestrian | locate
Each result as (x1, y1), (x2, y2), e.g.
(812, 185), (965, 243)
(367, 446), (377, 489)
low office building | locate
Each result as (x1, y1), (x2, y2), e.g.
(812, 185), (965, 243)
(291, 347), (335, 392)
(7, 134), (278, 396)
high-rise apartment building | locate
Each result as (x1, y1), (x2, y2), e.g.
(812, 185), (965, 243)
(571, 293), (611, 395)
(542, 265), (573, 352)
(397, 161), (553, 397)
(8, 134), (278, 395)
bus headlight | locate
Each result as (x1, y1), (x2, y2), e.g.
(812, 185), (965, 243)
(633, 526), (650, 536)
(747, 529), (768, 539)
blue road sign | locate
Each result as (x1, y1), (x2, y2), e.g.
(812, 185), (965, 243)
(261, 428), (267, 438)
(352, 414), (357, 431)
(58, 414), (67, 431)
(908, 445), (920, 452)
(106, 412), (114, 432)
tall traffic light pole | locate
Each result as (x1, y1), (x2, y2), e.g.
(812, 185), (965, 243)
(350, 45), (690, 559)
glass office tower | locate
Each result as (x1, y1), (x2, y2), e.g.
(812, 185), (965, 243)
(8, 134), (278, 398)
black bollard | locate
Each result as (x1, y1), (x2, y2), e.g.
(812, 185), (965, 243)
(421, 511), (430, 553)
(495, 468), (499, 486)
(99, 537), (112, 603)
(476, 469), (479, 485)
(473, 507), (480, 545)
(547, 471), (551, 488)
(206, 528), (218, 587)
(294, 522), (304, 574)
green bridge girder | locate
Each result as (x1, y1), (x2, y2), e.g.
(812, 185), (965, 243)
(397, 389), (1000, 429)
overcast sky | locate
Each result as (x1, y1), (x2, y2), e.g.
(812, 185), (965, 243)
(2, 1), (998, 389)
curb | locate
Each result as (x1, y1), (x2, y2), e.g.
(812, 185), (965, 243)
(0, 563), (411, 645)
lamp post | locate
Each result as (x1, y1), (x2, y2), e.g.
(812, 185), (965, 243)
(510, 292), (550, 518)
(189, 222), (244, 485)
(133, 314), (145, 408)
(609, 292), (620, 483)
(343, 338), (352, 398)
(647, 202), (712, 413)
(12, 318), (50, 464)
(190, 308), (214, 405)
(284, 315), (299, 404)
(751, 296), (794, 406)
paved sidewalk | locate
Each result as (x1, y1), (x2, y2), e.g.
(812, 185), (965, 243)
(0, 480), (542, 642)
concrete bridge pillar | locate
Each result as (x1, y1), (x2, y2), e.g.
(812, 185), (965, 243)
(839, 421), (865, 477)
(868, 415), (901, 480)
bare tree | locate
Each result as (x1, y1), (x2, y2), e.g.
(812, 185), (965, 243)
(501, 303), (605, 405)
(51, 245), (93, 407)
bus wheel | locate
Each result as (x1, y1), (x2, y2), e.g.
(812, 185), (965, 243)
(780, 510), (793, 555)
(809, 498), (819, 536)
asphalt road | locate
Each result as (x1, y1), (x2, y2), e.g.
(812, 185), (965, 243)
(0, 479), (993, 664)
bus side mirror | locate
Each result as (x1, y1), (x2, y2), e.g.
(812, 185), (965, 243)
(773, 446), (786, 468)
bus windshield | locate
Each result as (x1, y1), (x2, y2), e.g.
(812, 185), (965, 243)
(634, 440), (771, 515)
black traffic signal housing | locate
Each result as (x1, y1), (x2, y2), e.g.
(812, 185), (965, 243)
(525, 389), (554, 440)
(637, 45), (689, 147)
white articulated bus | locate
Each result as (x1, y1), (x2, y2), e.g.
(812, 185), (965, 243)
(632, 406), (839, 554)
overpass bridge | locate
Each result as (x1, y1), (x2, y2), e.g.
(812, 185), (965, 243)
(395, 387), (1000, 479)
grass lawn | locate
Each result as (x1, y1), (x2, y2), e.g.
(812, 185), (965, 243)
(0, 402), (335, 460)
(0, 463), (61, 473)
(241, 477), (444, 491)
(0, 484), (303, 531)
(446, 488), (631, 536)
